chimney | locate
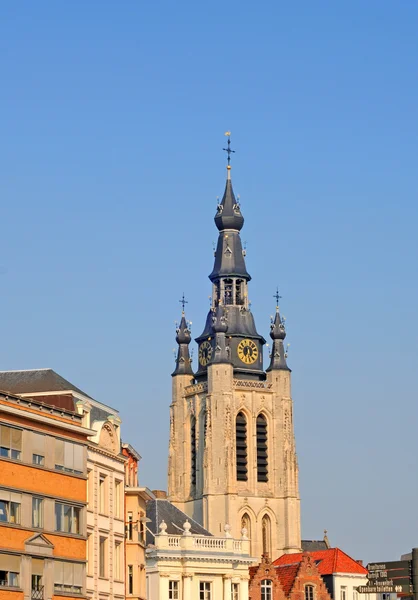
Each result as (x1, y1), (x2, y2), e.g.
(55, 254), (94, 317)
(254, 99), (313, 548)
(357, 560), (363, 566)
(152, 490), (167, 499)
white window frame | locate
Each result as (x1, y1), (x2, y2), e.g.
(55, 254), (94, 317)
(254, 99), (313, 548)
(199, 581), (211, 600)
(0, 425), (22, 460)
(261, 579), (273, 600)
(55, 502), (81, 534)
(0, 500), (21, 525)
(231, 582), (239, 600)
(169, 580), (179, 599)
(32, 497), (44, 528)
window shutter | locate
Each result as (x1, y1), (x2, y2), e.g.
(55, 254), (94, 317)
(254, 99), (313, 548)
(73, 445), (84, 473)
(11, 429), (22, 451)
(73, 563), (83, 587)
(54, 561), (64, 584)
(0, 490), (11, 502)
(0, 554), (20, 571)
(31, 558), (44, 576)
(0, 425), (10, 447)
(32, 433), (45, 455)
(63, 561), (73, 585)
(55, 440), (64, 466)
(64, 442), (74, 471)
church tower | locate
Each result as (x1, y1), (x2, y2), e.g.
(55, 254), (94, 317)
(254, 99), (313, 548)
(168, 136), (301, 559)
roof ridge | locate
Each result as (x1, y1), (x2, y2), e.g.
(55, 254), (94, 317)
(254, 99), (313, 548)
(0, 368), (53, 373)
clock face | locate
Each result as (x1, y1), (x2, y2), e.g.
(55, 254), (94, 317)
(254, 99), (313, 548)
(237, 339), (258, 365)
(199, 340), (213, 366)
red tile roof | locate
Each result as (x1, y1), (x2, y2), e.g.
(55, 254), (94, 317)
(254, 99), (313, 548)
(275, 563), (300, 595)
(273, 549), (367, 575)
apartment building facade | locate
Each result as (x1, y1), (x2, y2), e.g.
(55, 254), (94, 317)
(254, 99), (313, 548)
(122, 443), (154, 600)
(0, 388), (91, 600)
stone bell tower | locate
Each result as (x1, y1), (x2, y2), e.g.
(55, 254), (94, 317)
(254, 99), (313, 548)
(168, 136), (301, 560)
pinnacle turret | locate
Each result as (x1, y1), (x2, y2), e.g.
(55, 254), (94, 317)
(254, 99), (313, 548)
(172, 298), (194, 377)
(266, 298), (290, 372)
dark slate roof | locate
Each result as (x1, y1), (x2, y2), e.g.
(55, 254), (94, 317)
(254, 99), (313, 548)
(209, 230), (250, 282)
(0, 369), (93, 400)
(302, 540), (329, 552)
(146, 499), (212, 546)
(196, 306), (265, 342)
(214, 177), (244, 232)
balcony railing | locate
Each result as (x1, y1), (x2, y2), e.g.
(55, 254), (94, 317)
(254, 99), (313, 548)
(32, 586), (44, 600)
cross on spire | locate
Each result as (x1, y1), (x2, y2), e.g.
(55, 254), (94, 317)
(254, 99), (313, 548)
(179, 293), (188, 313)
(274, 288), (282, 308)
(223, 132), (235, 167)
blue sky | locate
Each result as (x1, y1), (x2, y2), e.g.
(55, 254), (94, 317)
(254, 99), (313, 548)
(1, 1), (418, 562)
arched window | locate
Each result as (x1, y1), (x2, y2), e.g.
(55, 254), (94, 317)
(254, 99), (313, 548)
(256, 414), (268, 482)
(236, 412), (248, 481)
(224, 279), (233, 305)
(235, 279), (244, 305)
(261, 580), (273, 600)
(191, 416), (197, 486)
(305, 586), (315, 600)
(262, 514), (272, 558)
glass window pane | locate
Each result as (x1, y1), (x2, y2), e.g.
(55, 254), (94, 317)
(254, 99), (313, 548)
(73, 507), (80, 534)
(10, 502), (20, 524)
(0, 501), (7, 522)
(55, 503), (62, 531)
(63, 504), (72, 532)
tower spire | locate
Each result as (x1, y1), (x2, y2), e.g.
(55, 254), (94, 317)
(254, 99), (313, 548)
(223, 131), (235, 180)
(172, 296), (194, 377)
(266, 290), (290, 372)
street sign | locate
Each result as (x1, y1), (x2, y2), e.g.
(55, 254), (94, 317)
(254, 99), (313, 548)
(368, 561), (411, 572)
(358, 585), (414, 594)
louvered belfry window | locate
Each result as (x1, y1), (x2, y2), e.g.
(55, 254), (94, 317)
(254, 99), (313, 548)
(191, 416), (197, 486)
(256, 414), (268, 482)
(236, 412), (248, 481)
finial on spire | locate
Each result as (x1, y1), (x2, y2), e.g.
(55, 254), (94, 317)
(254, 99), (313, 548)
(274, 288), (282, 310)
(223, 132), (235, 179)
(179, 293), (188, 314)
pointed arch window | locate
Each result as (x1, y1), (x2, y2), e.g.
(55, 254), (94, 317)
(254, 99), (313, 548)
(236, 412), (248, 481)
(256, 414), (268, 482)
(262, 514), (272, 558)
(241, 513), (251, 539)
(261, 580), (273, 600)
(191, 416), (197, 486)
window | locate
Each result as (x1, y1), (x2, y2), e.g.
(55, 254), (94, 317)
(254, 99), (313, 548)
(200, 581), (211, 600)
(235, 279), (244, 305)
(262, 514), (271, 558)
(55, 502), (81, 534)
(169, 580), (179, 599)
(191, 416), (197, 486)
(32, 433), (45, 466)
(32, 498), (43, 528)
(0, 554), (20, 588)
(115, 480), (122, 517)
(99, 475), (107, 513)
(340, 587), (346, 600)
(231, 582), (239, 600)
(31, 558), (44, 593)
(55, 439), (84, 474)
(114, 542), (122, 580)
(0, 425), (22, 460)
(305, 585), (315, 600)
(241, 513), (251, 550)
(128, 565), (133, 595)
(54, 561), (83, 594)
(0, 499), (21, 524)
(224, 279), (233, 305)
(256, 414), (268, 482)
(99, 537), (107, 578)
(261, 580), (273, 600)
(126, 512), (133, 540)
(236, 412), (248, 481)
(86, 534), (92, 575)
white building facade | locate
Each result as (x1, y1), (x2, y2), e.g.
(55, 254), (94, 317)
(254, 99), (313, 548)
(146, 522), (254, 600)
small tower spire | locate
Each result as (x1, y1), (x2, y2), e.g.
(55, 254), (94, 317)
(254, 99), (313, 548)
(209, 304), (232, 365)
(172, 295), (194, 377)
(223, 131), (235, 180)
(266, 289), (290, 372)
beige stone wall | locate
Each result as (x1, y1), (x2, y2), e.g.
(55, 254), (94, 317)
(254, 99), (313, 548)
(168, 364), (301, 561)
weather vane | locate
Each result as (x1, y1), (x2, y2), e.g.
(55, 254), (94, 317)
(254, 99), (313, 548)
(179, 293), (188, 313)
(274, 288), (282, 308)
(223, 131), (235, 166)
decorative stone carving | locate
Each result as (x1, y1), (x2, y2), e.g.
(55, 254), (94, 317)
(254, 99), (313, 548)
(159, 520), (167, 535)
(99, 422), (117, 453)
